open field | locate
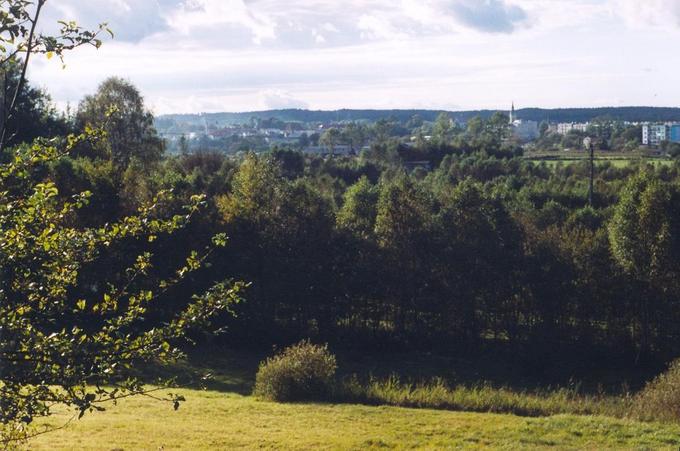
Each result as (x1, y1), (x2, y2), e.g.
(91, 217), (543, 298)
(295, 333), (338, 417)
(527, 159), (674, 169)
(21, 350), (680, 450)
(523, 150), (675, 168)
(31, 388), (680, 450)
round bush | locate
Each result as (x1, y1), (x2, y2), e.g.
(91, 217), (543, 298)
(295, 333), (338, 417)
(253, 340), (337, 402)
(632, 359), (680, 423)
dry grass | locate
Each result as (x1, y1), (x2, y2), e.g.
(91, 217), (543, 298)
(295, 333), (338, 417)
(631, 359), (680, 423)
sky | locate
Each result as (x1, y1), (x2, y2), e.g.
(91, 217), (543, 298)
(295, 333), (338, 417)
(28, 0), (680, 115)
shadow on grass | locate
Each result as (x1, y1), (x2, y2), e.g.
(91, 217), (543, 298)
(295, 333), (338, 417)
(141, 345), (661, 399)
(135, 345), (677, 422)
(140, 348), (263, 395)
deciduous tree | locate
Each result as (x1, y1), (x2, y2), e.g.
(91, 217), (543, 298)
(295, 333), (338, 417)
(77, 77), (164, 174)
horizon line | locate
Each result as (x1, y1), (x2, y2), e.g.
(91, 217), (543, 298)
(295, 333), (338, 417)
(156, 105), (680, 117)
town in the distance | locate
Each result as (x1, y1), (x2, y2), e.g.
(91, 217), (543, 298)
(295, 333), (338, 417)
(155, 104), (680, 161)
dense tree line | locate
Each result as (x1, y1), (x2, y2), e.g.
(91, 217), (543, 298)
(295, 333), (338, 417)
(201, 153), (680, 364)
(157, 106), (680, 132)
(21, 77), (680, 368)
(9, 71), (680, 377)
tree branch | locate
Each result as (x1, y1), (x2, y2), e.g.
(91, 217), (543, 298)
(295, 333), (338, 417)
(0, 0), (45, 151)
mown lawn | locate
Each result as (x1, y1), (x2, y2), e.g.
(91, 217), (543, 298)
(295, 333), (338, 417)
(30, 388), (680, 450)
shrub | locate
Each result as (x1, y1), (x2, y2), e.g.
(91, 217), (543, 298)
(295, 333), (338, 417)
(253, 340), (337, 402)
(631, 359), (680, 423)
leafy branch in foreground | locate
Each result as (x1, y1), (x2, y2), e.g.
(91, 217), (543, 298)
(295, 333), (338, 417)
(0, 129), (245, 445)
(0, 0), (112, 149)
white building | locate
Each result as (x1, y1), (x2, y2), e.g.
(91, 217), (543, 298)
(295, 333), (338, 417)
(512, 120), (539, 140)
(557, 123), (572, 135)
(642, 124), (668, 146)
(556, 122), (589, 135)
(508, 103), (539, 141)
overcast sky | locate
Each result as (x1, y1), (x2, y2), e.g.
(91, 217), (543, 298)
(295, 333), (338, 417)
(29, 0), (680, 115)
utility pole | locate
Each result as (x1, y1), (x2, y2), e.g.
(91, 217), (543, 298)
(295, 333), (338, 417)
(584, 136), (594, 206)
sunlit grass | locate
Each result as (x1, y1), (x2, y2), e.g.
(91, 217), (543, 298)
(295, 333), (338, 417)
(22, 351), (680, 449)
(525, 156), (674, 168)
(337, 375), (632, 418)
(30, 388), (680, 450)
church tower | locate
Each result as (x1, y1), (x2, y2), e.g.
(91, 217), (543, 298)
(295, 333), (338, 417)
(509, 102), (515, 124)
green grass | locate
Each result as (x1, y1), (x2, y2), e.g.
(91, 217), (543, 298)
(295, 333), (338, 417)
(337, 376), (631, 419)
(20, 350), (680, 449)
(530, 159), (674, 169)
(141, 349), (652, 419)
(523, 153), (674, 168)
(30, 388), (680, 450)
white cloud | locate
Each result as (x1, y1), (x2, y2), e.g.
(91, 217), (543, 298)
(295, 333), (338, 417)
(41, 0), (174, 42)
(358, 14), (410, 40)
(260, 90), (309, 110)
(321, 23), (340, 33)
(165, 0), (277, 44)
(26, 0), (680, 114)
(614, 0), (680, 29)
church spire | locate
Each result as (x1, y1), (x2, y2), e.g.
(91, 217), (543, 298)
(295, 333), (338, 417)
(510, 102), (515, 123)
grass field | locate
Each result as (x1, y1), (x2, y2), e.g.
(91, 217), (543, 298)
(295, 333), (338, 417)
(528, 159), (674, 169)
(523, 150), (674, 168)
(30, 388), (680, 450)
(19, 350), (680, 450)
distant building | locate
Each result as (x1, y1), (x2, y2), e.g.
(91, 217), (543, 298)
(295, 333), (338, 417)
(670, 124), (680, 143)
(642, 123), (676, 146)
(575, 123), (590, 133)
(508, 103), (539, 141)
(556, 122), (589, 135)
(513, 120), (540, 140)
(557, 123), (572, 135)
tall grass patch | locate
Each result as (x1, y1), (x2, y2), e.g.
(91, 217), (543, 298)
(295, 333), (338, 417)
(632, 359), (680, 423)
(337, 375), (631, 418)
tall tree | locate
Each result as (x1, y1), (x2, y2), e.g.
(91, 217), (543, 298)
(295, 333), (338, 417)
(337, 176), (379, 239)
(371, 118), (394, 146)
(375, 177), (434, 334)
(432, 112), (454, 146)
(320, 127), (341, 157)
(342, 122), (367, 153)
(77, 77), (163, 173)
(609, 171), (680, 358)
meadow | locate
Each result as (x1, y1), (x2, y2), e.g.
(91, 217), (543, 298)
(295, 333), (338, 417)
(26, 350), (680, 450)
(30, 389), (680, 450)
(524, 152), (674, 168)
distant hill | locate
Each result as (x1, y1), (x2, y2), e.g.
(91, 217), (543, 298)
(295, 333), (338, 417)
(156, 107), (680, 129)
